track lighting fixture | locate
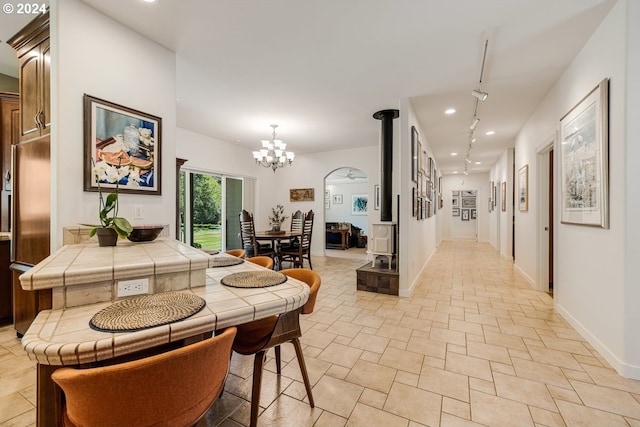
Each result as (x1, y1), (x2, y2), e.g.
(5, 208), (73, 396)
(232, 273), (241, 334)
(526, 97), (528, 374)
(469, 117), (480, 131)
(471, 89), (488, 101)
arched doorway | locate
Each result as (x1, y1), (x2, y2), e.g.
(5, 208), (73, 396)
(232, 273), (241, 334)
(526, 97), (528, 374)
(324, 167), (368, 260)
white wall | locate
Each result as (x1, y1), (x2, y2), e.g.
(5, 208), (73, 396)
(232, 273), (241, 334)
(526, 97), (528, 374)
(488, 148), (514, 259)
(325, 181), (369, 233)
(52, 0), (177, 247)
(512, 0), (638, 378)
(440, 173), (490, 242)
(400, 99), (439, 297)
(624, 0), (640, 378)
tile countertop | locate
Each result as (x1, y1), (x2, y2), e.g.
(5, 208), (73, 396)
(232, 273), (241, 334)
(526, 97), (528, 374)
(21, 256), (310, 366)
(19, 238), (212, 291)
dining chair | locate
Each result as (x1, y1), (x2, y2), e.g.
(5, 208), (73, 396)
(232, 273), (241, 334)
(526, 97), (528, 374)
(225, 248), (246, 258)
(246, 255), (274, 270)
(232, 268), (321, 427)
(239, 209), (275, 258)
(51, 327), (237, 427)
(280, 210), (314, 269)
(281, 209), (303, 248)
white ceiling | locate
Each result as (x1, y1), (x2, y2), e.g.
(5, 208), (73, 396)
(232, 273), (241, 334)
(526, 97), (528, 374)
(2, 0), (615, 175)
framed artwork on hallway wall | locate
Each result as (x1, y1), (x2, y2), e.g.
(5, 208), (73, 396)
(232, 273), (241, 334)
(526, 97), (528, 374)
(559, 78), (609, 228)
(518, 165), (529, 211)
(411, 126), (419, 182)
(84, 94), (162, 195)
(502, 182), (507, 212)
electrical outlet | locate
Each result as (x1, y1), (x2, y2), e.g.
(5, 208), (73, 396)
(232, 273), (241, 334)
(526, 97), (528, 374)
(134, 205), (143, 219)
(117, 278), (149, 297)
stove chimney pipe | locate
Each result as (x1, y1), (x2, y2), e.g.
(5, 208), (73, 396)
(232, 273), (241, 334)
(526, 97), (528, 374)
(373, 109), (399, 222)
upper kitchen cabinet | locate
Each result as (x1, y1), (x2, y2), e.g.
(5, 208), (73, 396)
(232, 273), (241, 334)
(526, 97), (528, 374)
(7, 11), (50, 142)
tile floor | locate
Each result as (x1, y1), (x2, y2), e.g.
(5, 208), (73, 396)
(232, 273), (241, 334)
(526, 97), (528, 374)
(2, 241), (640, 426)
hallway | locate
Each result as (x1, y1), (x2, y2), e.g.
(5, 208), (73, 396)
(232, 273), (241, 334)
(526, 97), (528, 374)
(2, 241), (640, 426)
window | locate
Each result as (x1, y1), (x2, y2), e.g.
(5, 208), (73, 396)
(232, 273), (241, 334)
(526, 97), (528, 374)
(179, 170), (244, 251)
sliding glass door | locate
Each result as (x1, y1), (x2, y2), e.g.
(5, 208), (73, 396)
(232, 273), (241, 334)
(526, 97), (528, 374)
(179, 170), (243, 251)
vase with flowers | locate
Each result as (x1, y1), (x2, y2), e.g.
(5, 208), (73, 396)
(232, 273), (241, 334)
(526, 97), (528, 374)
(267, 204), (288, 232)
(84, 161), (133, 246)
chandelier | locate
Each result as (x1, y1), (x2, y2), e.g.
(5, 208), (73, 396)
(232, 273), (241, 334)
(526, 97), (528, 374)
(252, 124), (295, 172)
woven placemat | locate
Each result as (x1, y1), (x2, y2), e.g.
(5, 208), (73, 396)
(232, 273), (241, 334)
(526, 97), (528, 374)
(90, 292), (206, 332)
(209, 257), (244, 268)
(221, 270), (287, 288)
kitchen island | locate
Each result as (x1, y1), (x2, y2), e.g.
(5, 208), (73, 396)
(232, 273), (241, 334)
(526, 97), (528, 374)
(19, 239), (309, 427)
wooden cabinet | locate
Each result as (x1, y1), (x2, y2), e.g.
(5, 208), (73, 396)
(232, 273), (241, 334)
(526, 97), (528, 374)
(7, 11), (51, 336)
(7, 12), (50, 141)
(0, 93), (19, 231)
(0, 94), (18, 325)
(0, 240), (11, 325)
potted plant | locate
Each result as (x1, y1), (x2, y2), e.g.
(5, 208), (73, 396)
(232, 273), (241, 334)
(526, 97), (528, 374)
(84, 161), (133, 246)
(268, 204), (288, 232)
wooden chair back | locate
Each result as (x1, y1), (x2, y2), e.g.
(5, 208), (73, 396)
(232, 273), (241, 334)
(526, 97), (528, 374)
(290, 210), (303, 233)
(280, 210), (314, 269)
(52, 327), (237, 427)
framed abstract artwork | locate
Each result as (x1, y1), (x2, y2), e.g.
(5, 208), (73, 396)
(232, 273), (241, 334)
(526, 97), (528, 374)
(351, 194), (368, 215)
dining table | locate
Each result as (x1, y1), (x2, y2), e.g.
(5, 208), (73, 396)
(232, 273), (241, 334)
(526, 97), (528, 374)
(254, 230), (302, 270)
(20, 246), (310, 427)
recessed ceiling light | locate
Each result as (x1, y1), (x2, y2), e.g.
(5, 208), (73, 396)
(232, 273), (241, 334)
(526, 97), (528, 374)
(474, 161), (481, 165)
(445, 108), (456, 115)
(142, 0), (157, 3)
(453, 171), (459, 174)
(450, 152), (458, 156)
(485, 130), (495, 136)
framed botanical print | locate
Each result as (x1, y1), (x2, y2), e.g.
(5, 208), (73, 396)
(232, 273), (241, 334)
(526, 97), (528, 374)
(559, 78), (609, 228)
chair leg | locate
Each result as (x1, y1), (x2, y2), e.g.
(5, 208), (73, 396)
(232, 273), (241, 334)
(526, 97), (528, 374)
(291, 338), (314, 408)
(306, 253), (312, 269)
(275, 345), (281, 374)
(250, 350), (267, 427)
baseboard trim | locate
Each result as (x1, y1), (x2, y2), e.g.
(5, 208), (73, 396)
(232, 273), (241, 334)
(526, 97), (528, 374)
(555, 303), (640, 380)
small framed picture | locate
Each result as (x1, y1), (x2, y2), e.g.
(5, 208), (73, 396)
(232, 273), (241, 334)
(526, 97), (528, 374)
(351, 194), (368, 215)
(333, 194), (343, 204)
(374, 184), (380, 210)
(461, 209), (470, 221)
(452, 207), (460, 217)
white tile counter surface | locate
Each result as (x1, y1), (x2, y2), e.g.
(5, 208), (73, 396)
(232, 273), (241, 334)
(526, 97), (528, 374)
(19, 238), (226, 309)
(21, 256), (309, 366)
